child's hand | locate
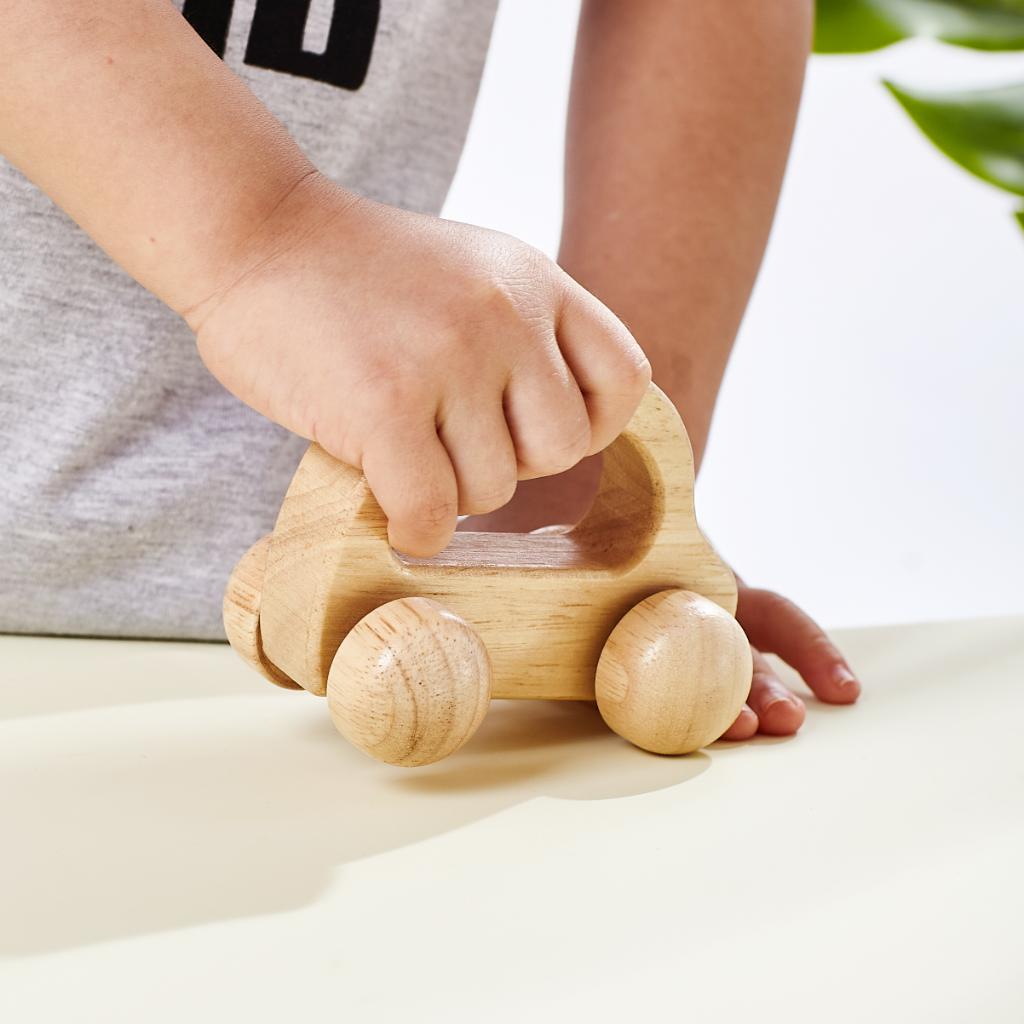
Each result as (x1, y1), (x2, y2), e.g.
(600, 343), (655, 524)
(186, 174), (650, 557)
(719, 575), (862, 740)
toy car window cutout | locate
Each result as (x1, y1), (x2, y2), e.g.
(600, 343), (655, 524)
(394, 432), (666, 574)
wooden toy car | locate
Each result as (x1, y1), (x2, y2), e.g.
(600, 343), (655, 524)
(224, 383), (752, 766)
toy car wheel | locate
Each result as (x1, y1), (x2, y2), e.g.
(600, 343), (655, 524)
(595, 589), (752, 755)
(222, 534), (302, 690)
(327, 597), (493, 767)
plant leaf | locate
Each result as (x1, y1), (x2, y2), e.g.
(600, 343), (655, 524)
(885, 80), (1024, 195)
(815, 0), (1024, 53)
(814, 0), (908, 52)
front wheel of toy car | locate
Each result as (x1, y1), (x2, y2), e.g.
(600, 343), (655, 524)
(595, 589), (752, 755)
(326, 597), (493, 767)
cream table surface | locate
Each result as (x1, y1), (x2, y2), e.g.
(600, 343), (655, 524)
(1, 615), (1022, 1023)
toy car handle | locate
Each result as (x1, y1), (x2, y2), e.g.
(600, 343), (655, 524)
(568, 381), (697, 562)
(269, 381), (699, 566)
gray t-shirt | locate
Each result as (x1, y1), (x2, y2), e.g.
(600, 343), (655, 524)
(0, 0), (498, 640)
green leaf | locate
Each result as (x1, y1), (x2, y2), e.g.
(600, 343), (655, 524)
(1016, 208), (1024, 229)
(814, 0), (907, 52)
(885, 80), (1024, 195)
(815, 0), (1024, 53)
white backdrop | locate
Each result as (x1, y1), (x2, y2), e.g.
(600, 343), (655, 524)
(443, 1), (1024, 629)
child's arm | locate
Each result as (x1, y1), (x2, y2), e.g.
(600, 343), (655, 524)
(0, 1), (311, 317)
(559, 0), (811, 473)
(564, 0), (861, 729)
(0, 0), (651, 558)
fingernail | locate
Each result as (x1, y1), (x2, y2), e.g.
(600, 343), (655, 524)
(833, 665), (859, 691)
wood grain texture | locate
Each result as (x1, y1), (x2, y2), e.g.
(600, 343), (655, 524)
(594, 589), (752, 755)
(253, 384), (737, 701)
(222, 534), (301, 689)
(326, 597), (492, 767)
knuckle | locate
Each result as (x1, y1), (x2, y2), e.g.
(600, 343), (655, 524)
(413, 495), (458, 532)
(563, 422), (593, 464)
(362, 373), (422, 420)
(464, 274), (519, 320)
(308, 415), (354, 464)
(596, 324), (650, 381)
(474, 261), (555, 330)
(625, 352), (653, 392)
(531, 422), (591, 476)
(602, 352), (651, 417)
(463, 477), (517, 515)
(501, 237), (553, 284)
(438, 280), (534, 356)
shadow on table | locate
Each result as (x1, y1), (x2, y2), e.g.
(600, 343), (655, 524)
(10, 616), (1012, 955)
(2, 681), (766, 956)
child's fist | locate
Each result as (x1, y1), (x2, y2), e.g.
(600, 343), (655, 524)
(186, 173), (650, 557)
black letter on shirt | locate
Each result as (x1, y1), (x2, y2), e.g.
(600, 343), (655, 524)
(182, 0), (234, 58)
(181, 1), (379, 91)
(245, 1), (380, 91)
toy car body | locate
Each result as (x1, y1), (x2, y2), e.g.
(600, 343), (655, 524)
(225, 384), (750, 765)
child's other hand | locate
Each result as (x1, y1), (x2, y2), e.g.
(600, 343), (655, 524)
(719, 575), (862, 740)
(184, 173), (650, 557)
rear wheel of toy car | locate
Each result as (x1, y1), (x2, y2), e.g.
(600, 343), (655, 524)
(595, 589), (752, 755)
(327, 597), (493, 767)
(222, 534), (302, 690)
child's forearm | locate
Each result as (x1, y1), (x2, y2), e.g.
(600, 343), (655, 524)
(559, 0), (812, 472)
(0, 0), (320, 317)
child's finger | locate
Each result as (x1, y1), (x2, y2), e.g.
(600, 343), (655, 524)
(746, 646), (805, 736)
(737, 587), (861, 705)
(503, 349), (593, 480)
(718, 703), (758, 742)
(555, 284), (652, 455)
(360, 421), (458, 558)
(437, 398), (518, 516)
